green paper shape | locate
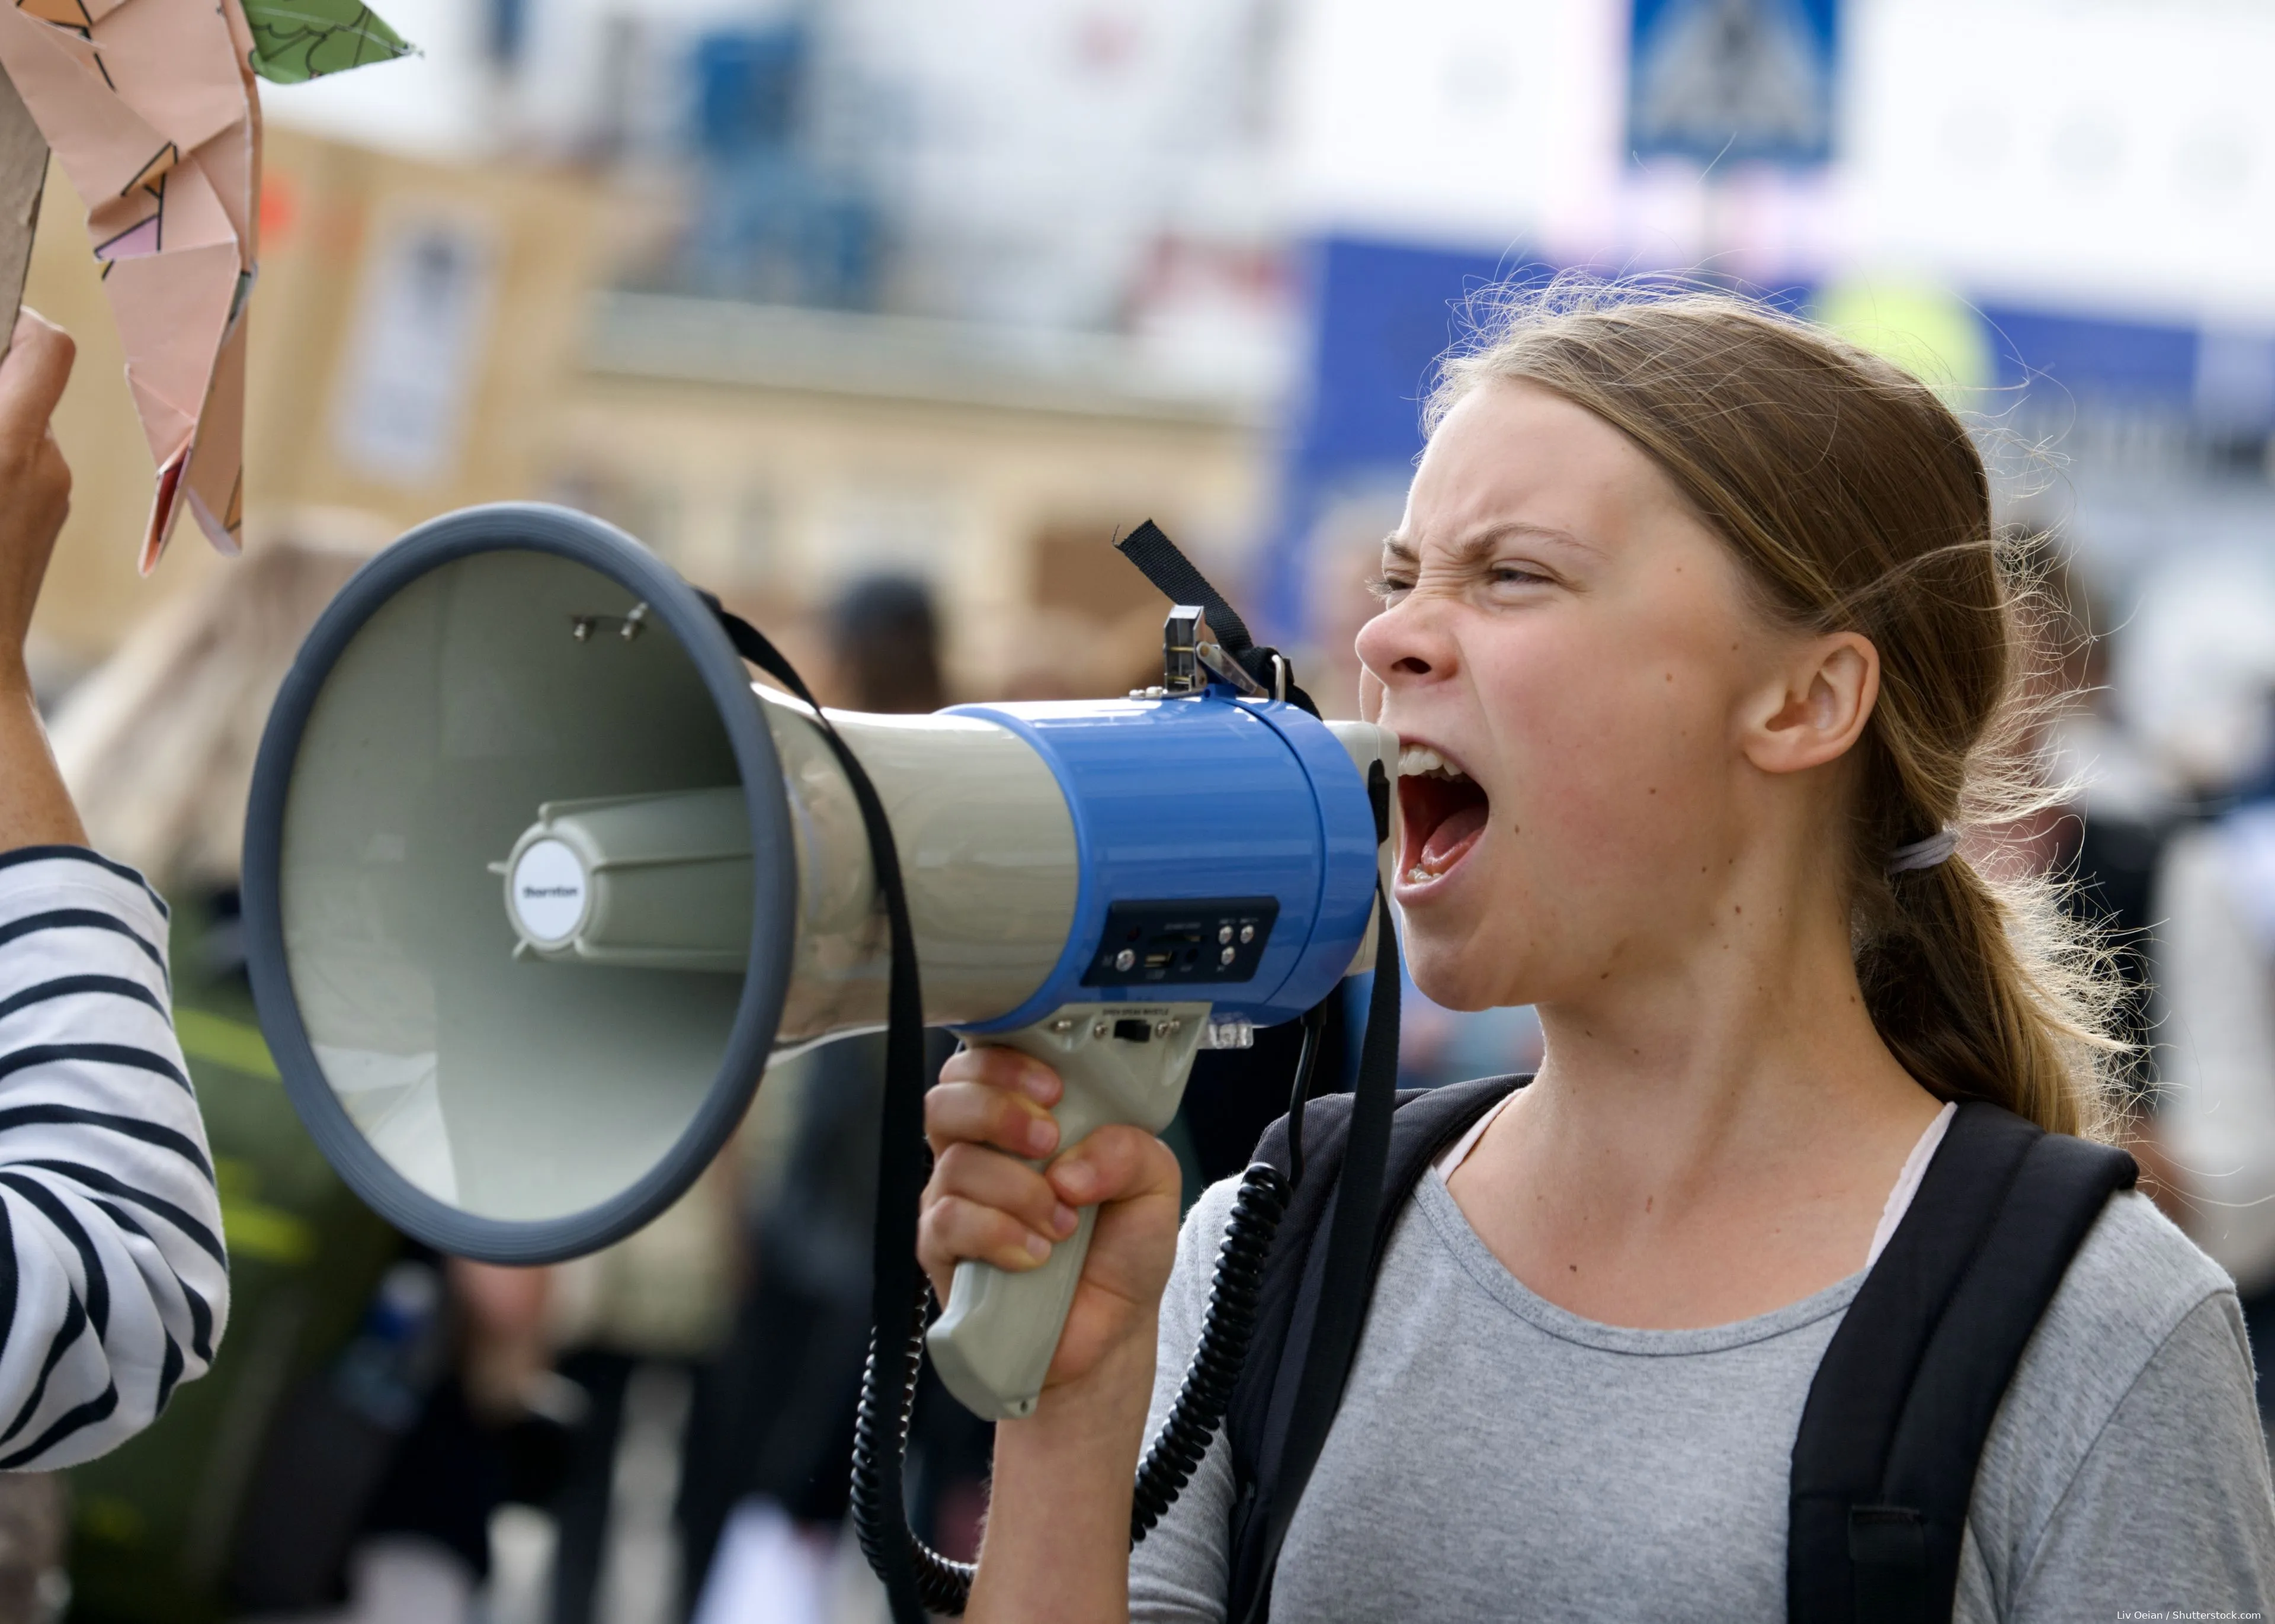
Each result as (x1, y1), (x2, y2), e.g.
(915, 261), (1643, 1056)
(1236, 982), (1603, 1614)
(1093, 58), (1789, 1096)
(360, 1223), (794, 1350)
(241, 1), (415, 86)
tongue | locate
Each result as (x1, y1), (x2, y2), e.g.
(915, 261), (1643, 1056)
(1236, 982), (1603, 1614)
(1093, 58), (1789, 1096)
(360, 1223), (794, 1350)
(1421, 803), (1488, 868)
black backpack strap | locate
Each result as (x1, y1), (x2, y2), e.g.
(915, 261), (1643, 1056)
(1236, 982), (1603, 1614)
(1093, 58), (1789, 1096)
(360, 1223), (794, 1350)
(1223, 1073), (1527, 1623)
(1788, 1102), (2136, 1624)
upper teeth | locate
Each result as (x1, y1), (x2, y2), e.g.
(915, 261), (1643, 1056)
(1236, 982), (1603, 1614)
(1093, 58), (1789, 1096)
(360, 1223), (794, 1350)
(1399, 744), (1467, 780)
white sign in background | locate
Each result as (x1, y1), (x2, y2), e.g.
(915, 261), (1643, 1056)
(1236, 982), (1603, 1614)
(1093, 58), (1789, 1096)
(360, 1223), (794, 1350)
(1842, 0), (2275, 328)
(1276, 0), (2275, 328)
(331, 210), (500, 489)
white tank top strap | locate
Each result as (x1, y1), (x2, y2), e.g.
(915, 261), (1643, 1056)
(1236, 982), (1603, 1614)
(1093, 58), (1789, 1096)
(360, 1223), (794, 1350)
(1433, 1087), (1520, 1181)
(1864, 1100), (1957, 1268)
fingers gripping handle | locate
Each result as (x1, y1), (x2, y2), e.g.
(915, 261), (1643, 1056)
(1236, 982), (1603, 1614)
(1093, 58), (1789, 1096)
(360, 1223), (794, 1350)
(932, 1212), (1097, 1423)
(928, 1002), (1210, 1420)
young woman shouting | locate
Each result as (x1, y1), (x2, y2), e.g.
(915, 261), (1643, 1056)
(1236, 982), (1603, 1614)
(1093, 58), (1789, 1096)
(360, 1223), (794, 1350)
(918, 288), (2275, 1620)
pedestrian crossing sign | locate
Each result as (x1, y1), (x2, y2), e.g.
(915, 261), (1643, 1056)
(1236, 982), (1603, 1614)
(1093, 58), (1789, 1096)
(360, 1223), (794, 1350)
(1627, 0), (1839, 168)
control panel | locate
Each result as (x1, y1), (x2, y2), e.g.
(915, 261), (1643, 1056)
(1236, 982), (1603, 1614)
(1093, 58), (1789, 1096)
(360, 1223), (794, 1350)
(1082, 897), (1280, 987)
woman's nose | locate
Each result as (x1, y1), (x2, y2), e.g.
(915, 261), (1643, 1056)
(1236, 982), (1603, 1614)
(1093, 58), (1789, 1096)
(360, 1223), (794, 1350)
(1355, 596), (1452, 690)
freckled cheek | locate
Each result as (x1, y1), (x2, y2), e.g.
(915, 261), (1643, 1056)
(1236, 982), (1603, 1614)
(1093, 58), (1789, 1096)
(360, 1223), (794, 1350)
(1478, 649), (1724, 850)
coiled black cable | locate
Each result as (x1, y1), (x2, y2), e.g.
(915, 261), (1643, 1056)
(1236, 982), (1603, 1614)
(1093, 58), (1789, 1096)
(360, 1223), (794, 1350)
(849, 1158), (1293, 1615)
(1130, 1160), (1289, 1539)
(851, 1276), (976, 1616)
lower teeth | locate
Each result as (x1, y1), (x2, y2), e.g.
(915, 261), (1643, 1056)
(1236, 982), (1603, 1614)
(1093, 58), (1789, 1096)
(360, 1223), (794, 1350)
(1408, 865), (1432, 884)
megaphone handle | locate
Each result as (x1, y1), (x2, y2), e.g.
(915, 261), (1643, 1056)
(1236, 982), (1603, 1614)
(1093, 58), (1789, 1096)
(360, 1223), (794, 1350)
(927, 1003), (1209, 1421)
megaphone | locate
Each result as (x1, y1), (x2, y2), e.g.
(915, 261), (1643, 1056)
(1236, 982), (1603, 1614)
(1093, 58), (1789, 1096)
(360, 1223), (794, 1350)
(242, 503), (1395, 1423)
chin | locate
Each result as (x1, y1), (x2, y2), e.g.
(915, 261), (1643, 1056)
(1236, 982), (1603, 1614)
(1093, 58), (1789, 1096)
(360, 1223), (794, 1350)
(1399, 924), (1520, 1013)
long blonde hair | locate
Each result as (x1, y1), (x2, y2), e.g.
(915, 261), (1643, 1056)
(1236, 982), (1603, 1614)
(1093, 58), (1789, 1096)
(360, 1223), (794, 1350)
(1430, 282), (2122, 1140)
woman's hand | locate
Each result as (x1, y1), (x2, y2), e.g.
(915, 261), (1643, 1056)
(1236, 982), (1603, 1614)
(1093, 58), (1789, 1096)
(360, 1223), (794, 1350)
(932, 1049), (1177, 1617)
(920, 1045), (1183, 1397)
(0, 310), (84, 853)
(0, 310), (74, 686)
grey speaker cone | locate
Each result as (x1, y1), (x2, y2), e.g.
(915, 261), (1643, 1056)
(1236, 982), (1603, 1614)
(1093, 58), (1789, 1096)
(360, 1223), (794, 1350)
(243, 503), (799, 1264)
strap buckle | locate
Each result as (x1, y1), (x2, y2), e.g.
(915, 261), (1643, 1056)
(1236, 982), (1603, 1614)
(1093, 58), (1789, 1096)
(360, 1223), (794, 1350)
(1848, 1505), (1929, 1624)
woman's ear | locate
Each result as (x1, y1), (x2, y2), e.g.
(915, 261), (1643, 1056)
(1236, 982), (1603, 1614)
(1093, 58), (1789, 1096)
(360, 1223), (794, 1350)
(1742, 631), (1880, 776)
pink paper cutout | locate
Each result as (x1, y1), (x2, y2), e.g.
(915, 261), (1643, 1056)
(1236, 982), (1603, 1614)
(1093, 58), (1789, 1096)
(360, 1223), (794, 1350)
(0, 0), (259, 572)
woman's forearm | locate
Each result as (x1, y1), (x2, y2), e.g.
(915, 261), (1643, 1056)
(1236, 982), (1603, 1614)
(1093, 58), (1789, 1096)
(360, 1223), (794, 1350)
(0, 675), (85, 850)
(966, 1322), (1158, 1624)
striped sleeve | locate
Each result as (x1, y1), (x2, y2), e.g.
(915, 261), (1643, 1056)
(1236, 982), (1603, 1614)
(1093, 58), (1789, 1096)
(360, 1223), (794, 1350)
(0, 846), (227, 1469)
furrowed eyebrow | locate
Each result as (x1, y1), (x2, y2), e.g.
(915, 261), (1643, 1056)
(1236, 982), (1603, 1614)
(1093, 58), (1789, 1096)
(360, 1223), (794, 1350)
(1457, 522), (1594, 560)
(1382, 522), (1594, 569)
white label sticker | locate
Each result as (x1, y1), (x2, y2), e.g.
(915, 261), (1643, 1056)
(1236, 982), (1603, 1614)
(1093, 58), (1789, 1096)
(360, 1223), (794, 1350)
(509, 838), (588, 945)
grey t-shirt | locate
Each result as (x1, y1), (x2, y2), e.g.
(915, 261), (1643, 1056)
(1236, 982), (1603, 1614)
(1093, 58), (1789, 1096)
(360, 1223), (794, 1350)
(1129, 1167), (2275, 1621)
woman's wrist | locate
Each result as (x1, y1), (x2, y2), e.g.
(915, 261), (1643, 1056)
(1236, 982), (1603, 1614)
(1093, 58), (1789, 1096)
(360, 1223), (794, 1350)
(1020, 1324), (1158, 1470)
(966, 1319), (1158, 1624)
(0, 677), (87, 849)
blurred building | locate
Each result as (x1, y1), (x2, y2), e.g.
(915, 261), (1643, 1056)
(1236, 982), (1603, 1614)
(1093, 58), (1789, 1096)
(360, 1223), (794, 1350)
(29, 0), (1287, 701)
(557, 293), (1265, 692)
(491, 0), (1296, 684)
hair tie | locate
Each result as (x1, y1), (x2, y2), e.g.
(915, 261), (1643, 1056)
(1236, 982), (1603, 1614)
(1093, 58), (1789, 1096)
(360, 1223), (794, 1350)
(1886, 829), (1958, 875)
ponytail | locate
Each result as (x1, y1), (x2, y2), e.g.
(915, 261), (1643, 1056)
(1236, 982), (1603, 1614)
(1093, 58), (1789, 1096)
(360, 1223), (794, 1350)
(1859, 852), (2115, 1141)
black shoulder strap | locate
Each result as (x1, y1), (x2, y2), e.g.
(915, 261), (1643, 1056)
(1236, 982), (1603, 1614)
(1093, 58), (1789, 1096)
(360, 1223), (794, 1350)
(1788, 1102), (2137, 1624)
(702, 599), (935, 1624)
(1223, 1073), (1527, 1623)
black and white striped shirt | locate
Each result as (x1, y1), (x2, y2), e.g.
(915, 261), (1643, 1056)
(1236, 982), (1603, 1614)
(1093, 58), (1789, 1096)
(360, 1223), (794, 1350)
(0, 846), (227, 1468)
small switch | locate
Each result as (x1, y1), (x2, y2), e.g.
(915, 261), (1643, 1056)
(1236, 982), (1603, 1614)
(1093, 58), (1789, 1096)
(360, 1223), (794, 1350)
(1113, 949), (1136, 971)
(1218, 946), (1236, 967)
(1217, 925), (1233, 945)
(1239, 925), (1255, 943)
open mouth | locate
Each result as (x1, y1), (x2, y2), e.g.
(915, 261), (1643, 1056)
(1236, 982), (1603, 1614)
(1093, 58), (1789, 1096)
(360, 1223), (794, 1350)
(1397, 743), (1490, 887)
